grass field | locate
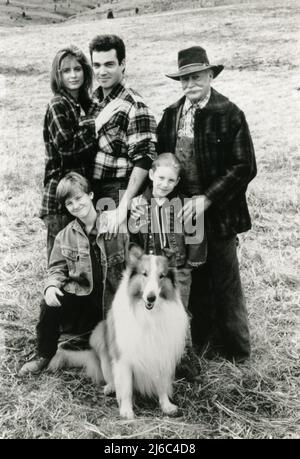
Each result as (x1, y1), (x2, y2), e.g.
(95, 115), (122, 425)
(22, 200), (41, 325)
(0, 0), (299, 439)
(0, 0), (256, 27)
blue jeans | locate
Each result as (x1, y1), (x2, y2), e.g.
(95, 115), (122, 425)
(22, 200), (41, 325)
(189, 234), (250, 360)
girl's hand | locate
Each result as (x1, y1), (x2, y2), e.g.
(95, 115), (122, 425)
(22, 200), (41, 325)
(95, 99), (123, 133)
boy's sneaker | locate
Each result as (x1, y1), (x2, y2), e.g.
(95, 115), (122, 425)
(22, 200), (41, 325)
(18, 356), (51, 376)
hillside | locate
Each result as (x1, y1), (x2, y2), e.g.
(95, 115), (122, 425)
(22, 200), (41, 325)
(0, 0), (257, 27)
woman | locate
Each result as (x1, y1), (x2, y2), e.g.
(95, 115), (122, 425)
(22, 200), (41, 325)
(41, 45), (120, 261)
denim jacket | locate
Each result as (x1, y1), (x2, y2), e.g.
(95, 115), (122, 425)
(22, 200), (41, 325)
(45, 218), (127, 313)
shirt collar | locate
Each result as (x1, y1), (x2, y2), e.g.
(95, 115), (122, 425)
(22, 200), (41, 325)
(76, 215), (98, 236)
(183, 89), (211, 115)
(94, 82), (125, 104)
(59, 88), (81, 107)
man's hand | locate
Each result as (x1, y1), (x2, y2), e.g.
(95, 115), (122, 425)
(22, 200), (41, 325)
(98, 166), (149, 239)
(177, 195), (211, 224)
(95, 99), (123, 134)
(44, 286), (64, 307)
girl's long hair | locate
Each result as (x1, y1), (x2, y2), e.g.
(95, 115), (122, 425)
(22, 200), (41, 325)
(50, 45), (93, 109)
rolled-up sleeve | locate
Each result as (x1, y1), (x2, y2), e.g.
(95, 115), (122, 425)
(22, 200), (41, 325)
(127, 102), (157, 166)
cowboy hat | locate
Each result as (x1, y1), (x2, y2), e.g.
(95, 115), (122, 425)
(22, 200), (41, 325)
(166, 46), (224, 80)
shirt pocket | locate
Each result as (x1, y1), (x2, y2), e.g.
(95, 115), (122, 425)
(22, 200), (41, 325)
(61, 248), (78, 274)
(103, 123), (123, 157)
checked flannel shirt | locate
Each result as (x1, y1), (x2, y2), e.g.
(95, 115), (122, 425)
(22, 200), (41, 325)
(93, 83), (157, 180)
(40, 89), (99, 218)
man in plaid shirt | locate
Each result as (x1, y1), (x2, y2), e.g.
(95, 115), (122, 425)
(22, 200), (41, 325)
(89, 35), (157, 235)
(157, 46), (257, 363)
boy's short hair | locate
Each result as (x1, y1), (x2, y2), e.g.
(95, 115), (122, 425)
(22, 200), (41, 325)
(89, 34), (126, 64)
(151, 153), (181, 177)
(56, 172), (91, 206)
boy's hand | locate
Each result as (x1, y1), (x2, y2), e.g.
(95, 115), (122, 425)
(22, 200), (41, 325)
(130, 197), (146, 220)
(44, 287), (64, 307)
(95, 99), (123, 134)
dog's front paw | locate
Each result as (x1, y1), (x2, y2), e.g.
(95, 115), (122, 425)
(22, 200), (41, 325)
(119, 406), (135, 420)
(161, 400), (178, 416)
(47, 350), (65, 372)
(103, 383), (115, 396)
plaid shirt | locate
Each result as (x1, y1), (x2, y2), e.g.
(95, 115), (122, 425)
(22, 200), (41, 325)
(178, 90), (211, 138)
(93, 83), (157, 180)
(157, 88), (257, 236)
(40, 89), (99, 218)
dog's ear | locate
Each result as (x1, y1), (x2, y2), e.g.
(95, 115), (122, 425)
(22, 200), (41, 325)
(127, 243), (144, 266)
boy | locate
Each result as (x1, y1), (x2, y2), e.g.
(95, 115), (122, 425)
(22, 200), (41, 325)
(19, 172), (127, 375)
(129, 153), (206, 309)
(129, 153), (206, 380)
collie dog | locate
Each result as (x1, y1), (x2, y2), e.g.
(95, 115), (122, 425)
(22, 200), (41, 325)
(48, 245), (189, 419)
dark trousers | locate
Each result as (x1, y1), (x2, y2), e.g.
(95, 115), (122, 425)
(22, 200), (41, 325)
(92, 178), (129, 208)
(189, 234), (250, 360)
(36, 292), (102, 359)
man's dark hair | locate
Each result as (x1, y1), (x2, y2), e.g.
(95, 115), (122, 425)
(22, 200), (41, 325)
(89, 34), (126, 64)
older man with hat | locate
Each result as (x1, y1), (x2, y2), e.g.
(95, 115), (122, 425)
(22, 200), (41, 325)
(157, 46), (257, 363)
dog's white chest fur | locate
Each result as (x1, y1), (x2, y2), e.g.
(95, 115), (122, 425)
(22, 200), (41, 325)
(111, 271), (189, 397)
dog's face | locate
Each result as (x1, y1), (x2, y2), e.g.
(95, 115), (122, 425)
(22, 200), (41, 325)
(128, 245), (177, 310)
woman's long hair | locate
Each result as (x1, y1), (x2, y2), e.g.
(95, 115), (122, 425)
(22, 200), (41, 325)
(50, 45), (93, 108)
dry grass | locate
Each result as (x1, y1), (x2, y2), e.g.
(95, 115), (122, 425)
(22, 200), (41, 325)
(0, 0), (262, 28)
(0, 0), (300, 439)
